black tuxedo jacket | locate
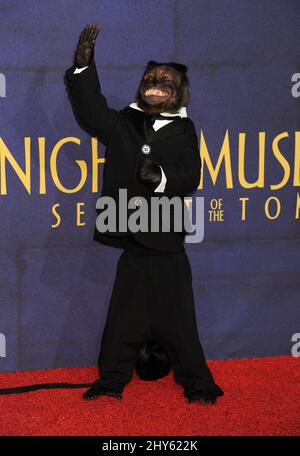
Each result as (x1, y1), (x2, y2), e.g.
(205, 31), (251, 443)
(65, 61), (201, 252)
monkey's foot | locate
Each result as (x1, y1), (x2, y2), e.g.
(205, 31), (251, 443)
(186, 390), (218, 405)
(82, 381), (122, 401)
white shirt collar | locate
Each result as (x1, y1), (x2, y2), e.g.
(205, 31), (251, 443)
(129, 102), (187, 118)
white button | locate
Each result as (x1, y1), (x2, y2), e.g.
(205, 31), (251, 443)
(134, 199), (142, 207)
(141, 144), (151, 154)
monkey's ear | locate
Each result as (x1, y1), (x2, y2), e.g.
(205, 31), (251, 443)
(146, 60), (159, 70)
(168, 62), (188, 74)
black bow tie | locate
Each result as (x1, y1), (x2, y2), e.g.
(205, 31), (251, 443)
(144, 114), (181, 137)
(143, 113), (181, 138)
(148, 113), (181, 121)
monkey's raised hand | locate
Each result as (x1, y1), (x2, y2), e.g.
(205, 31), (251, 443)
(74, 22), (101, 68)
(136, 157), (162, 191)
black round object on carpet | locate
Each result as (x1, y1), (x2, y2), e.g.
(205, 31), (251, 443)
(135, 342), (172, 381)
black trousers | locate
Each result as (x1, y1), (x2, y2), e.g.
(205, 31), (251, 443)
(96, 237), (224, 398)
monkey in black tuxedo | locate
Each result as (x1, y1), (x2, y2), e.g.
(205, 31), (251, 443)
(67, 23), (224, 405)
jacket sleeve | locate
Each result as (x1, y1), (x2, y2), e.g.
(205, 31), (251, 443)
(162, 119), (201, 197)
(65, 61), (120, 145)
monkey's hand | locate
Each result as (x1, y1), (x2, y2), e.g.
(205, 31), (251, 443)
(136, 157), (162, 191)
(74, 22), (101, 68)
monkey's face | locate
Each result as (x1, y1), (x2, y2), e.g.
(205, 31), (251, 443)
(136, 65), (189, 114)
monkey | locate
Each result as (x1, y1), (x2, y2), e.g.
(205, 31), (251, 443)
(66, 23), (224, 405)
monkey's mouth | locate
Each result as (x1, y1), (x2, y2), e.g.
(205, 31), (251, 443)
(144, 88), (169, 97)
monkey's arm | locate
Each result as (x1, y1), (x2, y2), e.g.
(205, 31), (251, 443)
(65, 61), (120, 145)
(65, 23), (119, 145)
(162, 120), (201, 197)
(137, 121), (199, 196)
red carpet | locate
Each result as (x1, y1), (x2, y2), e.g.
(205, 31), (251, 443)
(0, 356), (299, 436)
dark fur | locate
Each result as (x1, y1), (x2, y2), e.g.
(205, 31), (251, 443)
(135, 60), (190, 115)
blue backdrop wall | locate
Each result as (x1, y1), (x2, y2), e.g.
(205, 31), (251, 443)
(0, 0), (299, 372)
